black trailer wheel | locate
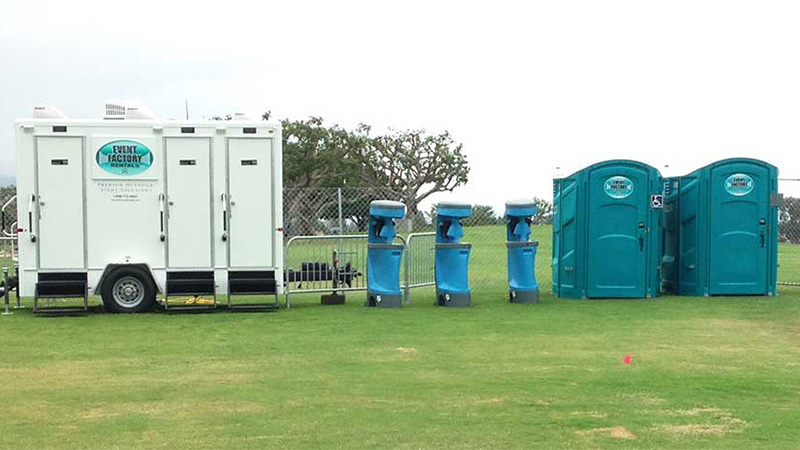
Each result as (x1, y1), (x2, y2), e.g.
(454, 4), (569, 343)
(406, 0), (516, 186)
(101, 266), (157, 313)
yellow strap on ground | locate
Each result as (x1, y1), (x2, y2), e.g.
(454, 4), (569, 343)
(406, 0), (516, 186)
(180, 297), (214, 305)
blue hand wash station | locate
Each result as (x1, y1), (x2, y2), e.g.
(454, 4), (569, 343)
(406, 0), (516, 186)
(434, 201), (472, 307)
(505, 200), (540, 303)
(366, 200), (406, 308)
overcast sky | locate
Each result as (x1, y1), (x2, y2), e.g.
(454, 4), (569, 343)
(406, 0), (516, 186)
(2, 0), (799, 209)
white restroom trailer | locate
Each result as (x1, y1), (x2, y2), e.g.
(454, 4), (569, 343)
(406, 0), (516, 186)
(15, 104), (283, 312)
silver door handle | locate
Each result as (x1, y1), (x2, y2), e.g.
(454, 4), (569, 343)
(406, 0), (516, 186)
(28, 194), (36, 242)
(221, 193), (229, 241)
(158, 193), (166, 242)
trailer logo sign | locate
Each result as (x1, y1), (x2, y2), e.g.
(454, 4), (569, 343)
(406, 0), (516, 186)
(725, 173), (754, 196)
(604, 176), (634, 199)
(96, 140), (153, 176)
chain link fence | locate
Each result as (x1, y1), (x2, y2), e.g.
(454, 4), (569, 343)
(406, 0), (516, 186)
(0, 189), (17, 268)
(1, 182), (797, 301)
(778, 179), (800, 286)
(282, 187), (551, 305)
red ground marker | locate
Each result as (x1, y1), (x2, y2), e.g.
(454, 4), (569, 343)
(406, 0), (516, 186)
(623, 354), (633, 365)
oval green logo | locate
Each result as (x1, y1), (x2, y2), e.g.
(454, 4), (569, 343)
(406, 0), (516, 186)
(96, 140), (153, 176)
(725, 173), (754, 196)
(604, 176), (634, 199)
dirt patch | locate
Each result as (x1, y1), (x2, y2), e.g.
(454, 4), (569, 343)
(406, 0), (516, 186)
(623, 393), (668, 406)
(651, 424), (733, 436)
(396, 347), (419, 361)
(2, 358), (257, 390)
(577, 426), (636, 440)
(79, 400), (263, 420)
(571, 410), (609, 418)
(652, 408), (747, 436)
(674, 407), (726, 416)
(439, 397), (506, 408)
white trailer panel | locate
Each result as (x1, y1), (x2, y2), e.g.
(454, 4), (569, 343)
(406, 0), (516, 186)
(15, 110), (283, 313)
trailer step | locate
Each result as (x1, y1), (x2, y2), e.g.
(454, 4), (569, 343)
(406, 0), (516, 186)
(225, 303), (280, 312)
(161, 303), (217, 313)
(228, 270), (276, 295)
(166, 271), (216, 295)
(227, 270), (278, 310)
(34, 272), (88, 314)
(32, 306), (91, 315)
(163, 271), (216, 311)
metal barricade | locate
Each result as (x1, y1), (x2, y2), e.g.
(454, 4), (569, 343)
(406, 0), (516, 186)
(284, 234), (404, 308)
(403, 232), (436, 302)
(1, 195), (18, 265)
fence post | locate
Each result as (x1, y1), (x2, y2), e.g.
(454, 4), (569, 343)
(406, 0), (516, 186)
(404, 240), (411, 303)
(337, 187), (344, 235)
(2, 267), (11, 316)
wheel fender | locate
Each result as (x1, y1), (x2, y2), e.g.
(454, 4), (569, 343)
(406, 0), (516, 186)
(97, 264), (161, 295)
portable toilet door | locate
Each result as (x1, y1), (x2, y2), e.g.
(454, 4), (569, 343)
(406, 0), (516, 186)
(671, 158), (779, 296)
(553, 160), (663, 299)
(661, 177), (680, 294)
(709, 159), (778, 295)
(552, 176), (582, 298)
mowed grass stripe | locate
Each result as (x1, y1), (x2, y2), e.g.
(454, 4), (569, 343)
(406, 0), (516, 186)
(0, 226), (799, 449)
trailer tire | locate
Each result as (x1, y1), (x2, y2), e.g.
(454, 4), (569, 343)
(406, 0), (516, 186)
(100, 266), (157, 313)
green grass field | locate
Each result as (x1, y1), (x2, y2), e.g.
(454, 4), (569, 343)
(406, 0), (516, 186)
(1, 226), (799, 449)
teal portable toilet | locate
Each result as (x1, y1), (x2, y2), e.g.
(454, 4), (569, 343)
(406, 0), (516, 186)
(661, 158), (779, 296)
(552, 160), (663, 299)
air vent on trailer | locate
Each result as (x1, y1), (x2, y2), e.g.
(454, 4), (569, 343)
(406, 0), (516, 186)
(103, 101), (155, 120)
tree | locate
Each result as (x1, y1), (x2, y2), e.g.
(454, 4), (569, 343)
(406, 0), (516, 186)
(529, 198), (554, 225)
(280, 117), (371, 235)
(355, 129), (469, 222)
(281, 117), (369, 188)
(214, 111), (471, 235)
(463, 205), (502, 227)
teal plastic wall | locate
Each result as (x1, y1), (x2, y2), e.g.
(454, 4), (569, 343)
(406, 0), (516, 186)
(552, 160), (663, 299)
(661, 158), (778, 296)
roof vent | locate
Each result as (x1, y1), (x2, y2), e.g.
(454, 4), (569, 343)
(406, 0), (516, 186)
(103, 100), (155, 120)
(32, 105), (68, 119)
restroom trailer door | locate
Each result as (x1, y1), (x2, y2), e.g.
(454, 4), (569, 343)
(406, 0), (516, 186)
(36, 137), (85, 269)
(165, 137), (213, 268)
(227, 138), (274, 268)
